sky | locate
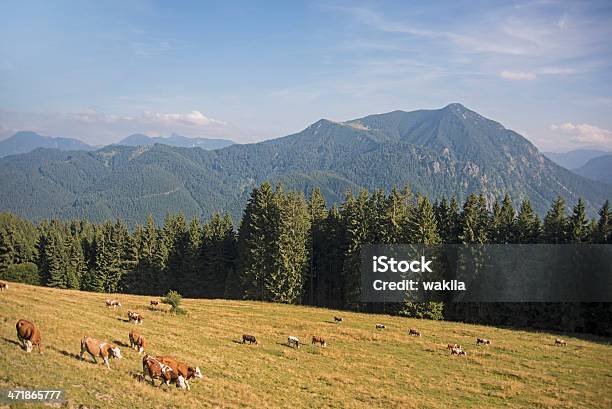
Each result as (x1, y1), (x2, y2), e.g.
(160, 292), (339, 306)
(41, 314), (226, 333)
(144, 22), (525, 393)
(1, 0), (611, 151)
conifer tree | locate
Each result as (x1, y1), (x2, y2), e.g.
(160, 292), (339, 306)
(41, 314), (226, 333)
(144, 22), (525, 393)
(239, 182), (279, 300)
(543, 197), (568, 243)
(595, 200), (611, 243)
(341, 189), (369, 310)
(568, 198), (589, 243)
(305, 188), (328, 305)
(515, 199), (541, 243)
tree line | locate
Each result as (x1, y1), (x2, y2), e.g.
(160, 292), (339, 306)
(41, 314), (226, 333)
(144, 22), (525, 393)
(1, 183), (610, 334)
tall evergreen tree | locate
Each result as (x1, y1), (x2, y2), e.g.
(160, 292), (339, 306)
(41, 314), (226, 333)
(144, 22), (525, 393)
(595, 200), (611, 243)
(568, 199), (589, 243)
(515, 199), (541, 243)
(341, 189), (369, 310)
(305, 188), (328, 305)
(543, 197), (568, 243)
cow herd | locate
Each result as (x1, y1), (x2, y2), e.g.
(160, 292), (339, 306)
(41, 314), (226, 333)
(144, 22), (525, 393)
(11, 296), (202, 391)
(5, 282), (572, 396)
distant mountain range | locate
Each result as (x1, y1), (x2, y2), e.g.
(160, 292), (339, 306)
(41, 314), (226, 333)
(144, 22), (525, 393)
(0, 131), (235, 158)
(543, 148), (611, 170)
(0, 104), (609, 224)
(117, 133), (235, 149)
(0, 131), (95, 157)
(573, 155), (612, 185)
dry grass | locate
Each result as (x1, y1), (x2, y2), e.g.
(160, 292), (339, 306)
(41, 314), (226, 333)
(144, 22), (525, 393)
(0, 282), (611, 408)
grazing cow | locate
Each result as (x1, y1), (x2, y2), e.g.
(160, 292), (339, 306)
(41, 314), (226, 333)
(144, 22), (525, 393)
(105, 299), (121, 308)
(242, 334), (258, 345)
(288, 336), (300, 348)
(129, 330), (147, 354)
(16, 319), (43, 353)
(150, 300), (159, 307)
(80, 336), (122, 369)
(447, 343), (461, 350)
(142, 355), (177, 387)
(376, 324), (385, 330)
(158, 356), (202, 390)
(555, 338), (567, 346)
(312, 336), (327, 347)
(451, 347), (467, 356)
(409, 328), (421, 337)
(0, 281), (8, 291)
(128, 311), (143, 325)
(476, 338), (491, 345)
(334, 316), (343, 323)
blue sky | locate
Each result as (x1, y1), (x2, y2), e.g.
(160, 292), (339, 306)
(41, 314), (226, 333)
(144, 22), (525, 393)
(1, 0), (611, 151)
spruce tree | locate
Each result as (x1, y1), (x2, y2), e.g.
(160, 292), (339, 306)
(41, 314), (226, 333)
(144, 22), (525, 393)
(341, 189), (369, 310)
(568, 198), (589, 243)
(306, 188), (328, 305)
(543, 197), (568, 243)
(595, 200), (611, 243)
(515, 199), (541, 243)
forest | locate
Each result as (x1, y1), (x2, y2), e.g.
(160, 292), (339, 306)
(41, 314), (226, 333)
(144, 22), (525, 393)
(1, 182), (611, 335)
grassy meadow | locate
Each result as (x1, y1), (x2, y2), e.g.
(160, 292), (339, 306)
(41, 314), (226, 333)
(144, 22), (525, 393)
(0, 282), (611, 408)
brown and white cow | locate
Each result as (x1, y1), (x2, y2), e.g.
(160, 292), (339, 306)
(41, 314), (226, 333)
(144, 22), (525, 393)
(0, 281), (8, 291)
(129, 330), (147, 354)
(451, 347), (467, 356)
(476, 338), (491, 345)
(16, 319), (43, 353)
(376, 323), (386, 330)
(288, 336), (300, 348)
(80, 336), (122, 369)
(128, 311), (143, 324)
(409, 328), (421, 337)
(157, 356), (202, 390)
(555, 338), (567, 346)
(142, 355), (176, 387)
(105, 299), (122, 308)
(312, 336), (327, 347)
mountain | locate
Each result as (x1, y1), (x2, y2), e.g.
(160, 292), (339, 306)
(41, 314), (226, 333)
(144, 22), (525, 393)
(543, 149), (611, 169)
(0, 104), (609, 224)
(573, 154), (612, 185)
(117, 133), (235, 150)
(0, 131), (95, 157)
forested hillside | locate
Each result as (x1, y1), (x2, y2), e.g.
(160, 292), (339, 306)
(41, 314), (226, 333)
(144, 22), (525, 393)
(0, 104), (609, 224)
(1, 183), (611, 334)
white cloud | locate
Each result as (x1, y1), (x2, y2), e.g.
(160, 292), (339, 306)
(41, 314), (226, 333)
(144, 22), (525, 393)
(141, 110), (226, 126)
(500, 70), (536, 80)
(550, 122), (612, 146)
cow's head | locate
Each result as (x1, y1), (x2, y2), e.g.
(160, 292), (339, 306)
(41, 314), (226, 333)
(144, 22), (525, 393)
(190, 367), (203, 378)
(111, 346), (122, 359)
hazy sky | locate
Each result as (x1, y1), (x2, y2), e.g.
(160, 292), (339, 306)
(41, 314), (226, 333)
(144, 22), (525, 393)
(1, 0), (611, 151)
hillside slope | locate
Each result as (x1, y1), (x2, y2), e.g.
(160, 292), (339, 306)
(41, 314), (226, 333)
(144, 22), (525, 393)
(0, 104), (609, 224)
(574, 154), (612, 185)
(0, 283), (611, 408)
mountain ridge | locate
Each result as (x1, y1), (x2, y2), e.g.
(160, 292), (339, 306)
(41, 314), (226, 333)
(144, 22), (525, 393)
(0, 104), (609, 224)
(0, 131), (96, 158)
